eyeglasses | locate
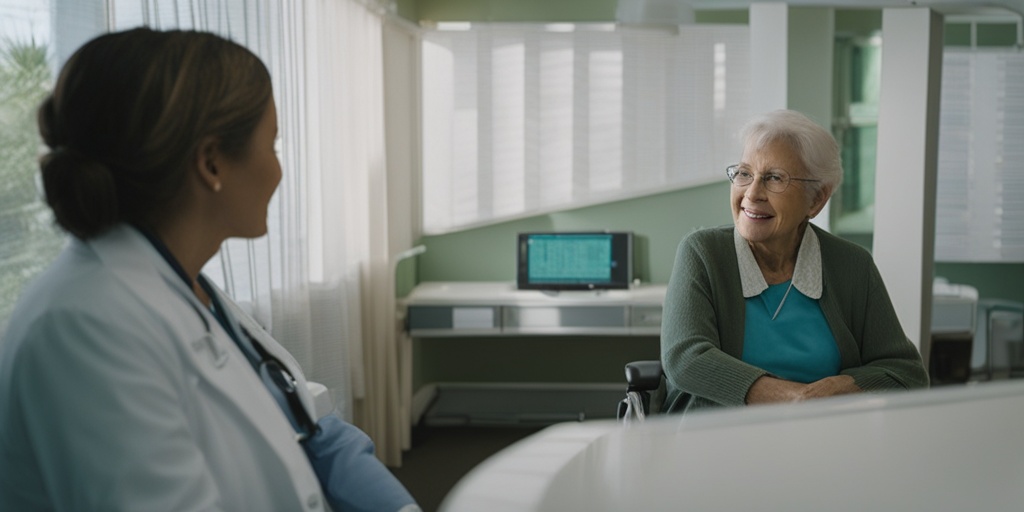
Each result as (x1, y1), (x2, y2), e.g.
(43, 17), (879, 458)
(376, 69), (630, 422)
(244, 327), (321, 442)
(726, 164), (820, 193)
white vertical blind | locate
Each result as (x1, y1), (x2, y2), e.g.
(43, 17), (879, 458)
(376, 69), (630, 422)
(421, 23), (751, 234)
(936, 50), (1024, 262)
(587, 38), (624, 194)
(535, 34), (574, 208)
(491, 34), (526, 217)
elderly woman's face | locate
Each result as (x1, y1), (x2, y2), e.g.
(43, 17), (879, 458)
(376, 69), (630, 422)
(731, 139), (822, 249)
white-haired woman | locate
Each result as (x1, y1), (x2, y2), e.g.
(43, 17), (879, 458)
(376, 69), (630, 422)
(660, 109), (928, 413)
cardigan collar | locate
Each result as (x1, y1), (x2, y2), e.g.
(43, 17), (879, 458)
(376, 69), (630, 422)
(734, 225), (822, 299)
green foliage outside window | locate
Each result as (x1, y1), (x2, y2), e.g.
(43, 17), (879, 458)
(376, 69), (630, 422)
(0, 39), (64, 331)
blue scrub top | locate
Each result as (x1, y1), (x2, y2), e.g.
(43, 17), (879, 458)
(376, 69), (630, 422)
(742, 280), (840, 383)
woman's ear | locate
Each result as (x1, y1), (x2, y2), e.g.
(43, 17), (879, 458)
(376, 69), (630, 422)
(194, 136), (222, 192)
(808, 185), (832, 219)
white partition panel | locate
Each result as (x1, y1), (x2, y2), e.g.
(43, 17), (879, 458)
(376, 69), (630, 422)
(749, 4), (834, 230)
(874, 8), (943, 358)
(749, 3), (788, 115)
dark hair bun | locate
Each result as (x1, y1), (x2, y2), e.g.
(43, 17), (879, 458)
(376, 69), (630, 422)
(40, 146), (119, 239)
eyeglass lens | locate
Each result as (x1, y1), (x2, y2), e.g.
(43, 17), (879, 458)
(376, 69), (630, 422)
(727, 166), (792, 193)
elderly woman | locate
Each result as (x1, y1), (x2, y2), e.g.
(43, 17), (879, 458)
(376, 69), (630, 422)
(660, 109), (928, 413)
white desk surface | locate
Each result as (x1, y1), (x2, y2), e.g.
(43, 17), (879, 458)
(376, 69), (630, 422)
(440, 381), (1024, 512)
(402, 281), (667, 307)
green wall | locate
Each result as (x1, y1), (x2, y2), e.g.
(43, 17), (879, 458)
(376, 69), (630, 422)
(395, 0), (417, 21)
(824, 235), (1024, 304)
(945, 22), (1019, 46)
(417, 182), (732, 285)
(936, 263), (1024, 304)
(834, 9), (882, 35)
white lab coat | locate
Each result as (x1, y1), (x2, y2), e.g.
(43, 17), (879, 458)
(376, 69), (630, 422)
(0, 225), (325, 511)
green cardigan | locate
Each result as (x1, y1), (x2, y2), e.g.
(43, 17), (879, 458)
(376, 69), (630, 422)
(660, 224), (929, 413)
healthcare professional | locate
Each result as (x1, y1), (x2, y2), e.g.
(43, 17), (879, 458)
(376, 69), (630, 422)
(0, 28), (419, 512)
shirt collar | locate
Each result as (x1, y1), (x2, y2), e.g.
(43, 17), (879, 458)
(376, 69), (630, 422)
(734, 226), (822, 299)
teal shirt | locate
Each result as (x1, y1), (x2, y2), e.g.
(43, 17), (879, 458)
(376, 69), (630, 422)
(660, 224), (930, 414)
(742, 280), (840, 384)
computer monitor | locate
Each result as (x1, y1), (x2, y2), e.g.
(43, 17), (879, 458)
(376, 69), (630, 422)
(516, 231), (633, 291)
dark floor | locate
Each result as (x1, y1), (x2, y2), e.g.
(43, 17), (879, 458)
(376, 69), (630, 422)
(390, 425), (543, 512)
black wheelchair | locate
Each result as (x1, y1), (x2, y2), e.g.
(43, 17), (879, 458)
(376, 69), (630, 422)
(615, 360), (665, 421)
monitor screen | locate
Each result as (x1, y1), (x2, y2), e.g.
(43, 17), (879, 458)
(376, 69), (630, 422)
(517, 232), (632, 290)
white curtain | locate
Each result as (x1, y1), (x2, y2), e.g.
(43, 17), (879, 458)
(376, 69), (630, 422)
(421, 23), (751, 234)
(105, 0), (410, 464)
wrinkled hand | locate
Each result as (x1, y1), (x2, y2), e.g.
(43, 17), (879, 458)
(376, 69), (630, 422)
(800, 375), (860, 400)
(746, 375), (861, 404)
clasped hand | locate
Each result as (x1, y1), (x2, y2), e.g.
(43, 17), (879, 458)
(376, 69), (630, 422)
(746, 374), (860, 405)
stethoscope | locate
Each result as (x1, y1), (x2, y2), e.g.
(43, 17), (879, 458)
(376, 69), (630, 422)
(141, 228), (319, 442)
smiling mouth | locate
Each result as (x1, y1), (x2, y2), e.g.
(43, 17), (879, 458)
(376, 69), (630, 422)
(742, 208), (773, 220)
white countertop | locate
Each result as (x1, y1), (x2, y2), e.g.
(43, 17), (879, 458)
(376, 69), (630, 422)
(402, 281), (667, 307)
(441, 381), (1024, 512)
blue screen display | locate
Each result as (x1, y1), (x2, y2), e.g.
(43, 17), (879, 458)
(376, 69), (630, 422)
(526, 234), (614, 284)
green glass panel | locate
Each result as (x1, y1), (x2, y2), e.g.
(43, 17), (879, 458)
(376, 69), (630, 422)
(944, 23), (972, 46)
(977, 23), (1018, 47)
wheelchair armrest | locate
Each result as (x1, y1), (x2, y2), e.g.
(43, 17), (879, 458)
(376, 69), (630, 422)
(624, 360), (664, 392)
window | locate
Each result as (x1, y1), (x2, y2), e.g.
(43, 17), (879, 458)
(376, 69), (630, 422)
(421, 23), (751, 234)
(0, 1), (64, 331)
(832, 34), (881, 236)
(935, 49), (1024, 261)
(834, 20), (1024, 262)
